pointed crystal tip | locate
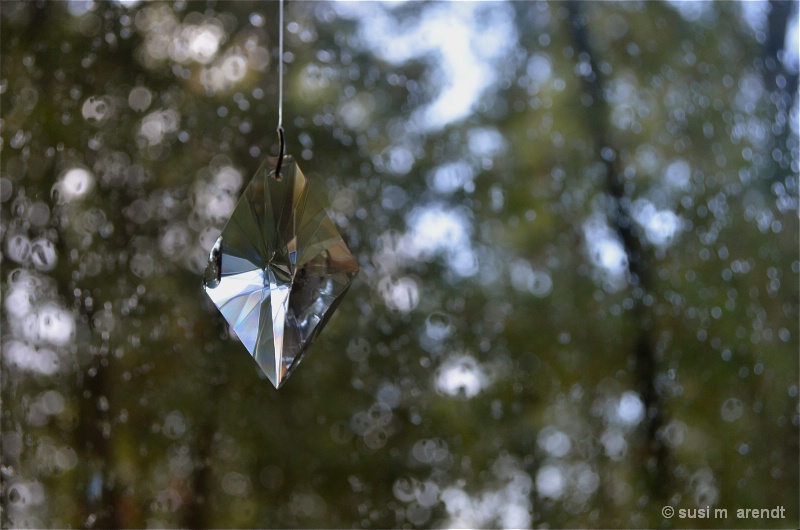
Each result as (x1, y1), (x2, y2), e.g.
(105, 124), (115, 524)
(204, 155), (359, 388)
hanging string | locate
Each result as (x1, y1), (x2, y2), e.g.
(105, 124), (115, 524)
(275, 0), (286, 179)
(277, 0), (284, 131)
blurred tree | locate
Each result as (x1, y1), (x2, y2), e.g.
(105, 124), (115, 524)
(1, 1), (797, 529)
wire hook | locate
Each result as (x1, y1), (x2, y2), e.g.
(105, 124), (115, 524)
(275, 125), (285, 180)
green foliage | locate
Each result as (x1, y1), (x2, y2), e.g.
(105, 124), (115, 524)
(1, 1), (797, 528)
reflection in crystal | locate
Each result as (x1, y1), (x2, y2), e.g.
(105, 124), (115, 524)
(204, 155), (358, 388)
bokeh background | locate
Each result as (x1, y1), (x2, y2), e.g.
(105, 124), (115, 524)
(1, 1), (798, 528)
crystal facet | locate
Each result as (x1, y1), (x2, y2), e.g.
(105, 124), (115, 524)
(203, 155), (359, 388)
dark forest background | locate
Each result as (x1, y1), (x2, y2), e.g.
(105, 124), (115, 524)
(1, 1), (798, 528)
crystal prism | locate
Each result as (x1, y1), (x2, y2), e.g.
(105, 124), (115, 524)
(203, 155), (359, 388)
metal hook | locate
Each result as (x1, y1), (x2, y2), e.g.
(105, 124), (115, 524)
(274, 126), (285, 181)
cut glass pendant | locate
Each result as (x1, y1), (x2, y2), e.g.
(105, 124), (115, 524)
(203, 155), (359, 389)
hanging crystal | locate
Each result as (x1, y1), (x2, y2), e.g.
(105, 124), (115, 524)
(203, 155), (359, 388)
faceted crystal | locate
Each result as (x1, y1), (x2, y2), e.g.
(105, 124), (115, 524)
(203, 155), (359, 388)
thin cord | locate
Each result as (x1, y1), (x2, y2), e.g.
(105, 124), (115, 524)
(277, 0), (284, 131)
(275, 0), (286, 179)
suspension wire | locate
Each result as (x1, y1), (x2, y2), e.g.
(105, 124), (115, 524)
(275, 0), (286, 179)
(277, 0), (284, 131)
